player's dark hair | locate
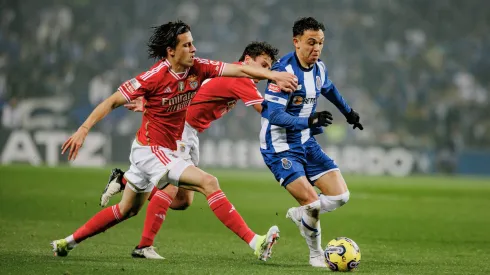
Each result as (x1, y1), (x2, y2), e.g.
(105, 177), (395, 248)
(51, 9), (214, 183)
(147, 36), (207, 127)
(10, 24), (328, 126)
(238, 41), (279, 63)
(292, 17), (325, 37)
(147, 20), (191, 59)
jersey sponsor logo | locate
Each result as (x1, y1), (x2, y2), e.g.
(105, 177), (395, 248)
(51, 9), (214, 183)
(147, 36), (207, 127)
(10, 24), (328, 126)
(304, 98), (317, 104)
(292, 96), (303, 105)
(162, 91), (198, 112)
(292, 96), (316, 105)
(281, 158), (292, 169)
(316, 76), (322, 90)
(268, 83), (281, 93)
(178, 81), (185, 92)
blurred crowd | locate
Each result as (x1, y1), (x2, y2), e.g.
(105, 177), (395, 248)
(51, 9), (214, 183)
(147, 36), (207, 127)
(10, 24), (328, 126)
(1, 0), (489, 150)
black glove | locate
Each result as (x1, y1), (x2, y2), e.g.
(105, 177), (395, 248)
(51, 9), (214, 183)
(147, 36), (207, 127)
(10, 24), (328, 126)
(308, 111), (333, 128)
(345, 109), (363, 130)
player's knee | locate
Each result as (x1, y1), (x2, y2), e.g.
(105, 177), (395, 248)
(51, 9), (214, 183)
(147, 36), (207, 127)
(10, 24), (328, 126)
(340, 190), (350, 206)
(118, 204), (141, 219)
(201, 174), (220, 194)
(319, 190), (350, 213)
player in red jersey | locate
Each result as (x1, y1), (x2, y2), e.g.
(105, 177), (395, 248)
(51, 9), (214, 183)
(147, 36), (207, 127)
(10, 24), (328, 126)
(99, 41), (278, 259)
(51, 21), (297, 261)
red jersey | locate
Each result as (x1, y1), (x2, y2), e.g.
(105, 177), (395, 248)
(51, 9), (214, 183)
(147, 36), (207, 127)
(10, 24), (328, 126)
(118, 58), (225, 149)
(185, 62), (264, 132)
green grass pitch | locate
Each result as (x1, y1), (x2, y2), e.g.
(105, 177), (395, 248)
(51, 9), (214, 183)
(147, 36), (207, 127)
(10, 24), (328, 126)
(1, 165), (489, 274)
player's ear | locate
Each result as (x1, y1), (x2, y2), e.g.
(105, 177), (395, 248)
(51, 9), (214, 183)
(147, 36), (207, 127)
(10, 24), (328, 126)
(167, 46), (175, 57)
(244, 55), (252, 64)
(293, 36), (300, 49)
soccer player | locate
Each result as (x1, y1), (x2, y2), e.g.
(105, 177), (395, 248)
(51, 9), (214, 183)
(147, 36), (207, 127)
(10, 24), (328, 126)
(259, 17), (363, 267)
(100, 41), (279, 259)
(51, 21), (298, 261)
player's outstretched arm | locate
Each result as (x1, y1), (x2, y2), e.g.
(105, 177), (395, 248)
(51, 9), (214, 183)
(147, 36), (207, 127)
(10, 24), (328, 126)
(268, 102), (309, 131)
(61, 91), (127, 160)
(222, 63), (298, 92)
(321, 80), (363, 130)
(269, 103), (333, 130)
(264, 82), (332, 130)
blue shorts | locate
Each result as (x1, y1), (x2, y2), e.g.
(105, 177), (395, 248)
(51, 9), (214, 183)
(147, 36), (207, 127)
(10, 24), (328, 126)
(261, 137), (339, 187)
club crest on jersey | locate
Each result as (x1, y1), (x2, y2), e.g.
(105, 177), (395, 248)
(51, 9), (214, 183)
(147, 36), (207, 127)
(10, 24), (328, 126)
(178, 142), (186, 152)
(178, 81), (185, 92)
(268, 83), (281, 93)
(187, 74), (199, 89)
(281, 158), (292, 169)
(316, 76), (322, 90)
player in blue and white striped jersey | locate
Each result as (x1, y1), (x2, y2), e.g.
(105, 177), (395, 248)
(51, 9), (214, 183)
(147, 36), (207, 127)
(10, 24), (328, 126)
(259, 17), (363, 268)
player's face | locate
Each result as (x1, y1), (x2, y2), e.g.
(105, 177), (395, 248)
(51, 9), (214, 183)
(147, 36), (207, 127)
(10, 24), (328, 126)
(294, 29), (324, 66)
(174, 32), (197, 68)
(245, 54), (273, 83)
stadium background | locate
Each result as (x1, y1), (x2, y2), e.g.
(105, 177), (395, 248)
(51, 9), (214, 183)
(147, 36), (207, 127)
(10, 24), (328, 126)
(1, 0), (489, 176)
(1, 1), (490, 274)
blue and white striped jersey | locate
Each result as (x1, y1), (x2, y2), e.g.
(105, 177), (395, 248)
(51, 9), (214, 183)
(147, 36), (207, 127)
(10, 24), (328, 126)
(259, 51), (351, 154)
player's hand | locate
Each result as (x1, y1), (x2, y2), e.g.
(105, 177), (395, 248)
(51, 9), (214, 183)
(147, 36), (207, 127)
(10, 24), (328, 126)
(345, 109), (363, 130)
(124, 97), (144, 112)
(272, 71), (298, 93)
(308, 111), (333, 128)
(61, 127), (89, 161)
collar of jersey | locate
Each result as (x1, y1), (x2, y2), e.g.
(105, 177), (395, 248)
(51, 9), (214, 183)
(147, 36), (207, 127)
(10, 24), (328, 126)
(294, 52), (315, 72)
(163, 59), (190, 80)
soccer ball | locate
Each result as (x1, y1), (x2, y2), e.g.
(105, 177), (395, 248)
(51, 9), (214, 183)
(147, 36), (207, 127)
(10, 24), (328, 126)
(324, 237), (361, 272)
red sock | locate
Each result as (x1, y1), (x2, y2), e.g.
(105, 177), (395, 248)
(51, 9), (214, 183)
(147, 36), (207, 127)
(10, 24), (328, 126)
(73, 204), (125, 243)
(148, 187), (158, 201)
(138, 191), (173, 248)
(122, 175), (157, 201)
(207, 190), (255, 244)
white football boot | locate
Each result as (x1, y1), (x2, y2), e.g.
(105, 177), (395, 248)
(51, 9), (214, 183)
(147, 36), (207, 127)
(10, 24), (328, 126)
(309, 254), (327, 268)
(287, 206), (326, 268)
(131, 246), (165, 259)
